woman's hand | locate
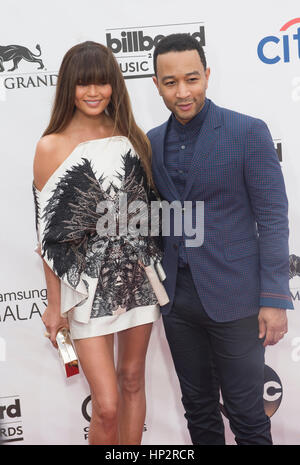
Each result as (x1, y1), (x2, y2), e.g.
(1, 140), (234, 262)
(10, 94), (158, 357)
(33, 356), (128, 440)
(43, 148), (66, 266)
(42, 304), (69, 348)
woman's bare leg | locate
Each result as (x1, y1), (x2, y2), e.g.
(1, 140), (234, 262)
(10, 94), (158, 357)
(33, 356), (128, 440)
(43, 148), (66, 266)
(74, 334), (119, 445)
(117, 323), (153, 445)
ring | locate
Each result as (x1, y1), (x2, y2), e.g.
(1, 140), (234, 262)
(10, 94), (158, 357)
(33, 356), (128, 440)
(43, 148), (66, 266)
(44, 332), (51, 338)
(279, 331), (285, 335)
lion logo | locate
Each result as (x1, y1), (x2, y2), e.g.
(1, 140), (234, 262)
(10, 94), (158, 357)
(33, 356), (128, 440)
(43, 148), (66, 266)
(289, 254), (300, 280)
(0, 44), (44, 72)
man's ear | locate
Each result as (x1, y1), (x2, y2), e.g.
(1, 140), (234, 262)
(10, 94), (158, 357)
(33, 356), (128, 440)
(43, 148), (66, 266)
(152, 75), (161, 95)
(205, 67), (211, 89)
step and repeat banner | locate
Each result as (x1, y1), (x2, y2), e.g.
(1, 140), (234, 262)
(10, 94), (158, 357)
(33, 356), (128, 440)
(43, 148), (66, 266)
(0, 0), (299, 445)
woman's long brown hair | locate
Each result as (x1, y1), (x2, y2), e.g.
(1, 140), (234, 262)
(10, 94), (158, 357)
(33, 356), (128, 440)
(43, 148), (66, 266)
(43, 41), (154, 188)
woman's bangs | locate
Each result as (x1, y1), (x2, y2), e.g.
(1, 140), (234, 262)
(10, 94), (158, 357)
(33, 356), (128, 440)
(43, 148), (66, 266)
(75, 51), (109, 86)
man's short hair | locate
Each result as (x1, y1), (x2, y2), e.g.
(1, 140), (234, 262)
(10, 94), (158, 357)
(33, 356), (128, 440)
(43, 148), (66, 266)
(153, 33), (207, 75)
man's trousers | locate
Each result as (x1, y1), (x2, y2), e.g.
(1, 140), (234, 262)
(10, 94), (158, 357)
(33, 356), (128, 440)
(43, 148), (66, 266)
(162, 265), (272, 445)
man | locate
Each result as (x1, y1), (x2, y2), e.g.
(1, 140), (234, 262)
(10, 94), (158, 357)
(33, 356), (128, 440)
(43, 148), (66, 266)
(147, 33), (293, 445)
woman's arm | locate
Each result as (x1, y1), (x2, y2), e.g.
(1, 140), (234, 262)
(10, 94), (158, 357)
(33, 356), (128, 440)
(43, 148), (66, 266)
(41, 259), (69, 348)
(34, 136), (69, 347)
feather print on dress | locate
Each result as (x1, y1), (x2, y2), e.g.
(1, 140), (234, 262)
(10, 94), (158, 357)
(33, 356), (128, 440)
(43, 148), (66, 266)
(36, 148), (162, 317)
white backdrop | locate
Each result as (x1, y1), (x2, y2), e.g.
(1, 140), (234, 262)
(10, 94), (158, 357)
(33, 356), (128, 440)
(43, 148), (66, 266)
(0, 0), (299, 445)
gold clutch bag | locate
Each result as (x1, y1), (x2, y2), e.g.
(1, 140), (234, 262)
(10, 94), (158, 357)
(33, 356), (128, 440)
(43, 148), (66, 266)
(56, 328), (80, 378)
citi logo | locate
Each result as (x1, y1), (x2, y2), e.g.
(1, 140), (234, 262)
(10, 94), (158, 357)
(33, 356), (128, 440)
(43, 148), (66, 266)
(258, 18), (300, 64)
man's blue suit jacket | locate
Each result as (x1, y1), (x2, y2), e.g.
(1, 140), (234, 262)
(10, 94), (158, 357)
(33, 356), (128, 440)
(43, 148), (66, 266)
(147, 100), (294, 321)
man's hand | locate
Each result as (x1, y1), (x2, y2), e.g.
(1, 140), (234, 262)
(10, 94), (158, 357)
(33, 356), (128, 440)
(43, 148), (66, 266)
(258, 307), (288, 347)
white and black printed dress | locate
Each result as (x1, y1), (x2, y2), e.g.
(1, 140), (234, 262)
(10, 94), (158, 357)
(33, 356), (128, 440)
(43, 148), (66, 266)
(33, 136), (163, 339)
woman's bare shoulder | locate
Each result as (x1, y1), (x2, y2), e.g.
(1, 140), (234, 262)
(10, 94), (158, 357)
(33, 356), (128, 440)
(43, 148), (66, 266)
(36, 133), (60, 151)
(33, 134), (66, 191)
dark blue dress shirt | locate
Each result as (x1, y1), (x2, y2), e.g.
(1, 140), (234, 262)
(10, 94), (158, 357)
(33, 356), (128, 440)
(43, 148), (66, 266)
(164, 98), (210, 267)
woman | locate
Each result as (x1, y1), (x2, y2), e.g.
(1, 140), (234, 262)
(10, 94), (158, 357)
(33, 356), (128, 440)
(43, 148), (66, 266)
(32, 41), (164, 445)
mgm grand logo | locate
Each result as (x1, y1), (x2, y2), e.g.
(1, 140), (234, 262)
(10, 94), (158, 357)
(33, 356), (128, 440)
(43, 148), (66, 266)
(0, 43), (57, 90)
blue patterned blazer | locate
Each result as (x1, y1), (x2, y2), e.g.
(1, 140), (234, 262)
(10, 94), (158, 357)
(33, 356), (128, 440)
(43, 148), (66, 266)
(147, 100), (294, 321)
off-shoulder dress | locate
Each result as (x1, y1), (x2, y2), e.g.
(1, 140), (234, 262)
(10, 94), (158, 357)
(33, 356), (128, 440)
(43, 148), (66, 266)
(33, 136), (163, 339)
